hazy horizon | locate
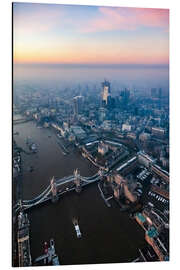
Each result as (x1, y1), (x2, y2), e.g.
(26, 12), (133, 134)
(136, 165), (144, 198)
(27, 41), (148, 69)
(13, 63), (169, 93)
(13, 3), (169, 93)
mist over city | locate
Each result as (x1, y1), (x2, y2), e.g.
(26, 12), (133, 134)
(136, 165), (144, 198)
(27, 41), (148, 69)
(13, 2), (169, 267)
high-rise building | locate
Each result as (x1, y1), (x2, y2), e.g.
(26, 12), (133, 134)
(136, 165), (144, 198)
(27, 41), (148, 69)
(73, 96), (83, 116)
(151, 88), (157, 98)
(151, 88), (162, 99)
(99, 107), (107, 122)
(120, 88), (130, 106)
(102, 80), (111, 107)
(158, 88), (162, 99)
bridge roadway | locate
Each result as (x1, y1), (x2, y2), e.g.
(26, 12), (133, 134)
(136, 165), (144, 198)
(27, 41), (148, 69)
(14, 172), (102, 212)
(13, 118), (32, 125)
(14, 154), (138, 212)
(14, 152), (138, 212)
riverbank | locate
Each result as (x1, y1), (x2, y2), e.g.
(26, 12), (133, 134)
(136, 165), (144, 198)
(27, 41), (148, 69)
(13, 120), (147, 265)
(13, 120), (98, 200)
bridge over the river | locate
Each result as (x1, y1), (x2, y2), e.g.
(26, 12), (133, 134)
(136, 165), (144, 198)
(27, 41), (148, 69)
(14, 169), (106, 212)
(13, 118), (32, 125)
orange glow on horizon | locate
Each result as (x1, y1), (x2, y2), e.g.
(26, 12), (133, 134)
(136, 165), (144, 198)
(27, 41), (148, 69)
(13, 3), (169, 67)
(13, 49), (169, 66)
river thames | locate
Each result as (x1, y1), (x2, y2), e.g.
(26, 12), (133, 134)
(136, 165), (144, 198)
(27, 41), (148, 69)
(13, 120), (147, 265)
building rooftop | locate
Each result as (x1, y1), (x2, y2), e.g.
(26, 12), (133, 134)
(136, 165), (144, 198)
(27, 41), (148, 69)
(136, 213), (146, 223)
(146, 226), (159, 238)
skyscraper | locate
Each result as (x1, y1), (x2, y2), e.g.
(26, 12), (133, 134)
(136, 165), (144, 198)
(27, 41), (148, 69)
(151, 88), (157, 98)
(99, 107), (107, 122)
(158, 88), (162, 99)
(73, 96), (83, 116)
(120, 88), (130, 107)
(151, 88), (162, 99)
(102, 80), (111, 107)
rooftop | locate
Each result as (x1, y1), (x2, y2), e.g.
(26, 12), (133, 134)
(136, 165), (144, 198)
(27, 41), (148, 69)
(146, 226), (159, 238)
(136, 213), (146, 223)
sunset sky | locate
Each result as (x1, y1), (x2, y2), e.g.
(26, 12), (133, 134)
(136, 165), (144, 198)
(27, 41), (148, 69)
(13, 3), (169, 66)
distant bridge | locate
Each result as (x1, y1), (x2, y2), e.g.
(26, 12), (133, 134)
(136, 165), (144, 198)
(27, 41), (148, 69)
(13, 118), (32, 125)
(14, 154), (139, 213)
(14, 169), (104, 212)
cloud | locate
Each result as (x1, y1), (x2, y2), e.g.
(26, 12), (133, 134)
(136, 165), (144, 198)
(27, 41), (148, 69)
(14, 4), (64, 35)
(81, 7), (169, 33)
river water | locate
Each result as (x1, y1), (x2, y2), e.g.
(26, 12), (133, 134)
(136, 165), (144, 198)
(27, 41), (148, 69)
(13, 120), (147, 265)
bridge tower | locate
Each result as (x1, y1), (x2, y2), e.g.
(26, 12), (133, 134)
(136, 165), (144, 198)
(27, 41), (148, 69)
(99, 168), (105, 187)
(50, 176), (58, 202)
(19, 199), (22, 208)
(113, 186), (120, 200)
(99, 168), (108, 190)
(74, 169), (82, 193)
(98, 169), (104, 180)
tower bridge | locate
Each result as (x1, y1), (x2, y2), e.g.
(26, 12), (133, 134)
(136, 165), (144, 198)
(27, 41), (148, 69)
(14, 169), (105, 212)
(13, 118), (32, 125)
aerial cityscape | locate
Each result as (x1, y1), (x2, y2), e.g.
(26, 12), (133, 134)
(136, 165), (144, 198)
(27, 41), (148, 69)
(12, 2), (169, 267)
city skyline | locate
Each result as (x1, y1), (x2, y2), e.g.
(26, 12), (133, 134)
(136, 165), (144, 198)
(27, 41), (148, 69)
(12, 3), (169, 266)
(13, 3), (169, 66)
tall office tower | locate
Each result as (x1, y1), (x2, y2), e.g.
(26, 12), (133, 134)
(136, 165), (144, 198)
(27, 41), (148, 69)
(151, 88), (157, 98)
(102, 80), (111, 107)
(99, 107), (107, 122)
(158, 87), (162, 109)
(73, 95), (83, 116)
(151, 87), (162, 99)
(124, 88), (130, 103)
(158, 88), (162, 99)
(120, 88), (130, 105)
